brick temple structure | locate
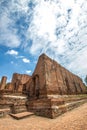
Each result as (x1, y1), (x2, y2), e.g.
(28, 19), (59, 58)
(0, 54), (87, 118)
(25, 54), (87, 118)
(25, 54), (86, 98)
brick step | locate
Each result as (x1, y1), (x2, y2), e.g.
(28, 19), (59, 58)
(65, 99), (87, 111)
(13, 109), (27, 114)
(9, 111), (34, 119)
(51, 99), (87, 118)
(11, 105), (27, 114)
(64, 95), (87, 103)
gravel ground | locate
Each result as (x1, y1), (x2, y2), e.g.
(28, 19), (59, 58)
(0, 102), (87, 130)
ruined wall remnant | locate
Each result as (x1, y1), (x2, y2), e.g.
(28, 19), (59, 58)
(0, 76), (7, 90)
(5, 83), (14, 91)
(12, 73), (31, 84)
(12, 73), (31, 93)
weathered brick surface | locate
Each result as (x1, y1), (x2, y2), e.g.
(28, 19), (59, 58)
(0, 95), (27, 115)
(0, 76), (7, 90)
(5, 83), (14, 91)
(11, 73), (31, 93)
(12, 73), (31, 84)
(23, 54), (87, 99)
(31, 54), (86, 97)
(26, 95), (87, 118)
(26, 99), (52, 118)
(25, 55), (47, 98)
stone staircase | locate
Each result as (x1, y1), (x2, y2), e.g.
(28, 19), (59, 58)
(0, 94), (34, 119)
(10, 104), (27, 114)
(8, 95), (34, 119)
(2, 95), (27, 114)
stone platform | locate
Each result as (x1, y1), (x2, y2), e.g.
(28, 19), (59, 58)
(0, 94), (87, 119)
(9, 111), (34, 119)
(26, 94), (87, 118)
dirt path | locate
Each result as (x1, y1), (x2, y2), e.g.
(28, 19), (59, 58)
(0, 103), (87, 130)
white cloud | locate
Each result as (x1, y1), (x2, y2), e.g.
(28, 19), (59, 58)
(22, 58), (30, 63)
(10, 0), (29, 13)
(26, 70), (31, 74)
(11, 61), (14, 64)
(0, 0), (87, 80)
(6, 50), (18, 55)
(0, 11), (21, 48)
(68, 48), (87, 75)
(25, 0), (87, 79)
(16, 55), (24, 59)
(0, 0), (30, 48)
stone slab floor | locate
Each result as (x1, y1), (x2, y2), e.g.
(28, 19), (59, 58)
(0, 103), (87, 130)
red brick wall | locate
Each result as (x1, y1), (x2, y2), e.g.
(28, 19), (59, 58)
(11, 73), (31, 93)
(42, 54), (86, 95)
(26, 54), (47, 98)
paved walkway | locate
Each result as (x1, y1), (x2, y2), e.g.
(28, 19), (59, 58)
(0, 103), (87, 130)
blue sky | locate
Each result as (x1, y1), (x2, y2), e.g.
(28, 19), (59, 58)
(0, 0), (87, 82)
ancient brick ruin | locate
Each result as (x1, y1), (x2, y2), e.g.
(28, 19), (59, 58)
(25, 54), (86, 98)
(0, 54), (87, 119)
(0, 76), (7, 90)
(12, 73), (31, 93)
